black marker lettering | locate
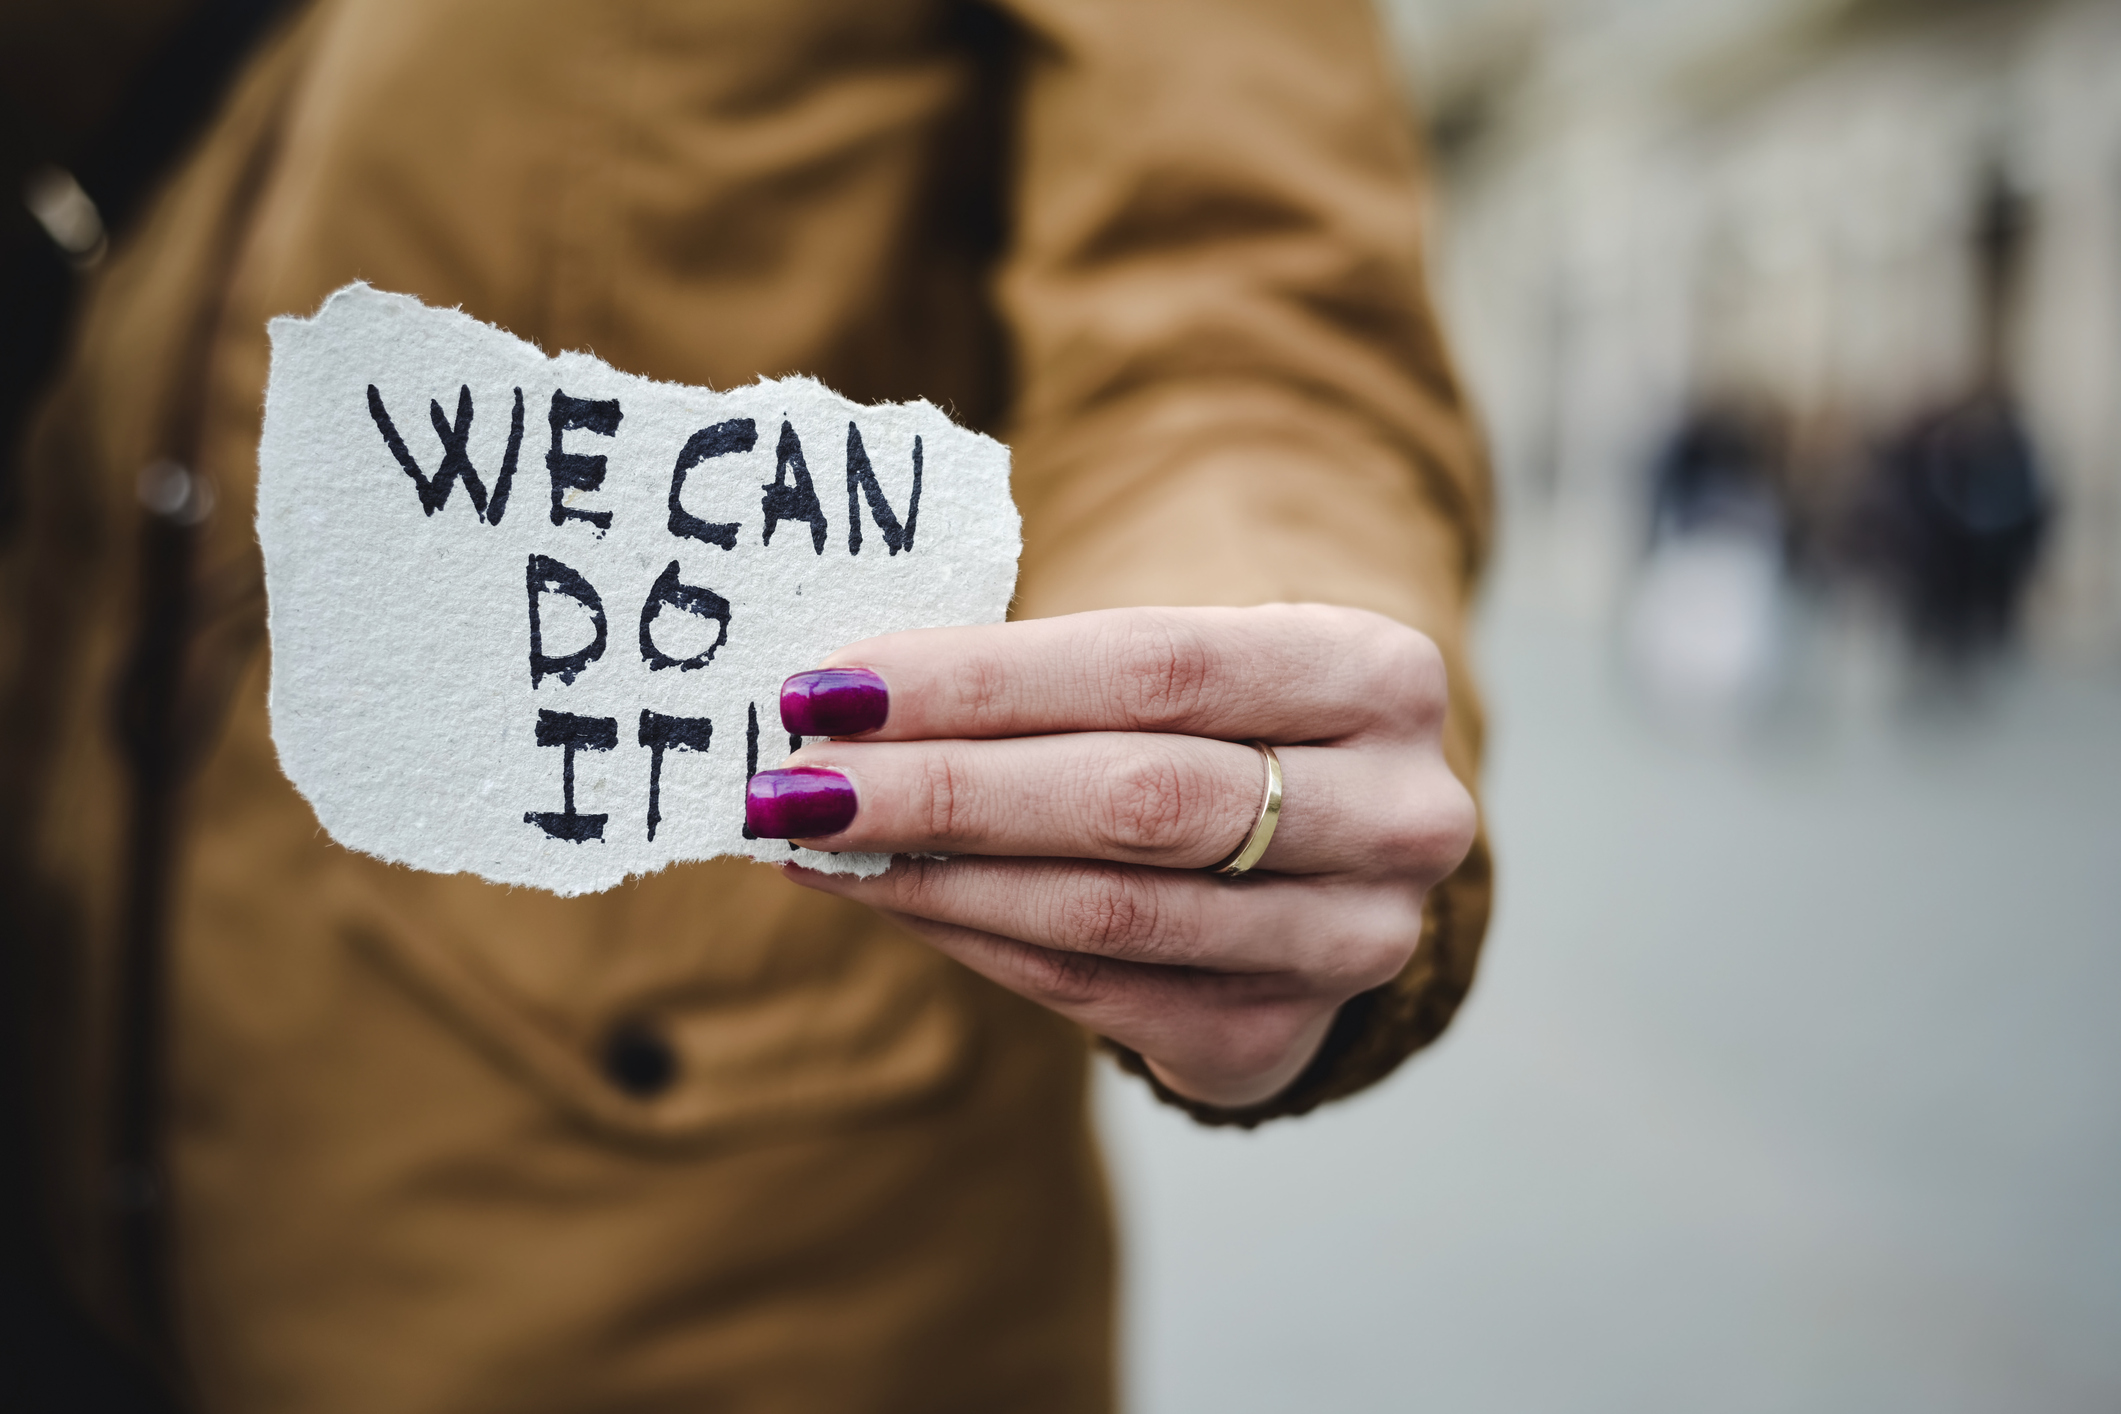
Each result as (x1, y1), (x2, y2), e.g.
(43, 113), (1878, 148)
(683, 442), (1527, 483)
(524, 709), (616, 842)
(638, 561), (731, 671)
(369, 383), (522, 522)
(636, 708), (712, 839)
(486, 387), (526, 525)
(761, 419), (827, 554)
(741, 701), (760, 840)
(526, 553), (608, 687)
(845, 424), (921, 555)
(422, 387), (489, 518)
(547, 390), (621, 531)
(736, 704), (802, 851)
(669, 419), (753, 549)
(639, 710), (712, 842)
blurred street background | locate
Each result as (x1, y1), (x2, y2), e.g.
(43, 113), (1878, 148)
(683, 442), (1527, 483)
(1102, 0), (2121, 1409)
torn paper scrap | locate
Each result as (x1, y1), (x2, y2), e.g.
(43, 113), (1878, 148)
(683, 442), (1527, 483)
(257, 282), (1020, 896)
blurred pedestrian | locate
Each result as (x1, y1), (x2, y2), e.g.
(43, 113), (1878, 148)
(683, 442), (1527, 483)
(1857, 169), (2051, 658)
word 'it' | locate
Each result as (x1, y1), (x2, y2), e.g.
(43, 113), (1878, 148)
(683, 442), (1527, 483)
(525, 703), (792, 846)
(366, 385), (922, 555)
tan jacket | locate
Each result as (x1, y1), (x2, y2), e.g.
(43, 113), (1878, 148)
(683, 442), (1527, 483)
(1, 1), (1492, 1409)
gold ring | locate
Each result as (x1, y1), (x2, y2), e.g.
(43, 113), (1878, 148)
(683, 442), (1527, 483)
(1208, 741), (1283, 878)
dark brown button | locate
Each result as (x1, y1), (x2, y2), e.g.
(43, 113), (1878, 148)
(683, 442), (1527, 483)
(600, 1021), (677, 1098)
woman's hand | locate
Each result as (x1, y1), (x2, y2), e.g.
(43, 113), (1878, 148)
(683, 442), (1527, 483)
(748, 605), (1477, 1110)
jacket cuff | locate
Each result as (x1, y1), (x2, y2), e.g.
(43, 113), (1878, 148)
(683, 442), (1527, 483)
(1103, 831), (1492, 1128)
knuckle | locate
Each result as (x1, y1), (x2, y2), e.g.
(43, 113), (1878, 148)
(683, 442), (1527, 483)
(948, 652), (1010, 731)
(1091, 744), (1195, 855)
(1358, 621), (1449, 731)
(1318, 901), (1422, 994)
(1348, 923), (1420, 993)
(1434, 776), (1480, 870)
(1371, 805), (1429, 868)
(1019, 944), (1111, 1009)
(911, 751), (974, 841)
(1372, 765), (1479, 880)
(1102, 614), (1214, 730)
(876, 855), (945, 914)
(1057, 869), (1168, 960)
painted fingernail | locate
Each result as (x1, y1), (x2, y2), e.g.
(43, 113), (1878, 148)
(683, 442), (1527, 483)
(780, 667), (889, 736)
(746, 767), (857, 838)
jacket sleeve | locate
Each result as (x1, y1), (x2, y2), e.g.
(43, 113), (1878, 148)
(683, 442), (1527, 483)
(990, 0), (1494, 1125)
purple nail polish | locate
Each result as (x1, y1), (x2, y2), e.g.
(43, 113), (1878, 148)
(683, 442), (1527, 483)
(746, 767), (857, 838)
(781, 668), (888, 737)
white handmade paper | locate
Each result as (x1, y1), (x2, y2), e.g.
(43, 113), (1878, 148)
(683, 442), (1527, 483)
(258, 283), (1019, 895)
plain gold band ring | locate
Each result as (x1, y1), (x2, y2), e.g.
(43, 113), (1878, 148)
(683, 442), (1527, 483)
(1209, 740), (1283, 878)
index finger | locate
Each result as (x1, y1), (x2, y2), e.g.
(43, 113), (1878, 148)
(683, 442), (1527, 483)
(782, 605), (1446, 744)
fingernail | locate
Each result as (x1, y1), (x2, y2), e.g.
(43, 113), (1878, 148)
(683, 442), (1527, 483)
(746, 767), (857, 838)
(780, 668), (888, 737)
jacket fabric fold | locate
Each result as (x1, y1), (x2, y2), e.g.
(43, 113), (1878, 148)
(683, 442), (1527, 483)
(1, 1), (1492, 1409)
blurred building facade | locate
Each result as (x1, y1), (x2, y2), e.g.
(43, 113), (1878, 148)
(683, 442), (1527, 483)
(1384, 0), (2121, 678)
